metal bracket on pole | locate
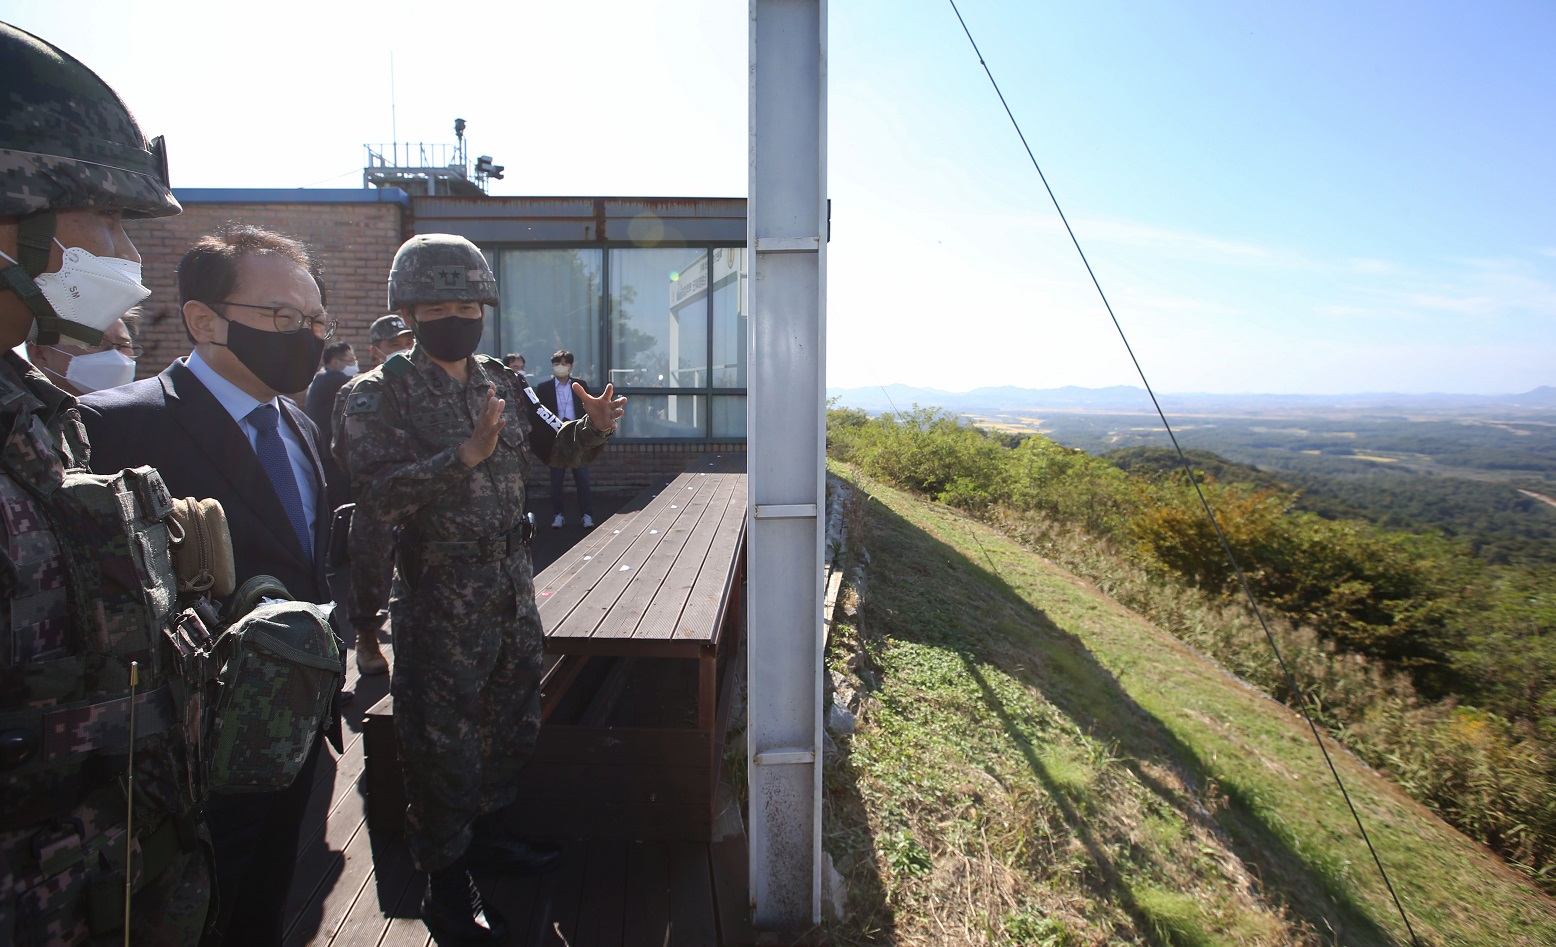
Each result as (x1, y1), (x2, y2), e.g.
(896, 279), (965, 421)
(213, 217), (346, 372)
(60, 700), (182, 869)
(748, 0), (827, 932)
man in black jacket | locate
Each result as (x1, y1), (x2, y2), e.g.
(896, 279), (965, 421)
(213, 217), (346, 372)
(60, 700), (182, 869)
(304, 339), (357, 511)
(534, 349), (597, 528)
(78, 224), (340, 947)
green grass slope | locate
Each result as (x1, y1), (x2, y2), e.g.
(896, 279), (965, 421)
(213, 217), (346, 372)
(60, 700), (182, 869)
(823, 465), (1556, 946)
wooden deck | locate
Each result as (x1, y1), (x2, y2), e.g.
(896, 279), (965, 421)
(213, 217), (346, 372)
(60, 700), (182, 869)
(282, 459), (753, 946)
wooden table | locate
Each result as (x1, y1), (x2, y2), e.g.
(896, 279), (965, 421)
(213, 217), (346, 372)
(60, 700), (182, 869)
(510, 453), (748, 841)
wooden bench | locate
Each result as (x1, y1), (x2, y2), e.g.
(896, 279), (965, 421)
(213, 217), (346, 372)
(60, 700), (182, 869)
(509, 453), (747, 841)
(360, 454), (747, 843)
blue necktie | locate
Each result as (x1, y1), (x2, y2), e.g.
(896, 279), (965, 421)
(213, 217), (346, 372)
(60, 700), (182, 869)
(248, 403), (312, 559)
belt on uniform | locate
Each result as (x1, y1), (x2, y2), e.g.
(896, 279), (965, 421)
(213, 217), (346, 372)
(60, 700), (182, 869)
(0, 684), (176, 771)
(420, 516), (534, 564)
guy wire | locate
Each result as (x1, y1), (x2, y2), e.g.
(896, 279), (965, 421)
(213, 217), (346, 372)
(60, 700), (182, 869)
(944, 2), (1422, 942)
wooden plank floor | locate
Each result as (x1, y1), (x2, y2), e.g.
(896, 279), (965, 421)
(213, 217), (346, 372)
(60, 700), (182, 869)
(284, 494), (753, 946)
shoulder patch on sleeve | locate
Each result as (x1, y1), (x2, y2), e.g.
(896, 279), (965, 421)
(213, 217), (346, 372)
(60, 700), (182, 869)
(345, 390), (382, 416)
(383, 353), (413, 377)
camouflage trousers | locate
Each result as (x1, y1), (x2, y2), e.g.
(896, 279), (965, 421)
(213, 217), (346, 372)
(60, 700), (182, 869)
(347, 509), (395, 633)
(2, 818), (210, 946)
(389, 549), (545, 872)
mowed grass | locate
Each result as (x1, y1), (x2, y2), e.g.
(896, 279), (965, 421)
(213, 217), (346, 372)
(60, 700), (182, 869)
(822, 465), (1556, 945)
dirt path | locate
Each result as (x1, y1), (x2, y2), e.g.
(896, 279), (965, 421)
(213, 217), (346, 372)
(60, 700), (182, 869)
(1518, 488), (1556, 509)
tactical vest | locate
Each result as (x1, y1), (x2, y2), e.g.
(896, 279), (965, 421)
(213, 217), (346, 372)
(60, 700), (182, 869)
(1, 440), (211, 940)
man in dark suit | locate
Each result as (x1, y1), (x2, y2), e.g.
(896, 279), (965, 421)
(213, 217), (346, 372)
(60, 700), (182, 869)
(304, 339), (357, 512)
(78, 224), (339, 947)
(534, 349), (597, 528)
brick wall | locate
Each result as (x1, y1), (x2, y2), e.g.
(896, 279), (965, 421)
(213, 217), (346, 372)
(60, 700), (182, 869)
(524, 442), (747, 495)
(123, 201), (408, 380)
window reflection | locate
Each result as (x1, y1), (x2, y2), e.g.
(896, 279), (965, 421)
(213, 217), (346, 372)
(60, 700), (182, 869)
(623, 393), (707, 438)
(490, 245), (747, 440)
(712, 395), (746, 438)
(495, 249), (602, 382)
(711, 248), (746, 388)
(609, 248), (709, 390)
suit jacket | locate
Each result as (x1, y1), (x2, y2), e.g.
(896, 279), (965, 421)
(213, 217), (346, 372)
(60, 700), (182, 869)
(532, 374), (585, 419)
(533, 374), (591, 467)
(78, 358), (331, 606)
(303, 368), (353, 511)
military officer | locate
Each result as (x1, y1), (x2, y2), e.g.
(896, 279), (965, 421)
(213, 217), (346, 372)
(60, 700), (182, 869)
(1, 21), (211, 945)
(330, 314), (417, 675)
(339, 235), (624, 943)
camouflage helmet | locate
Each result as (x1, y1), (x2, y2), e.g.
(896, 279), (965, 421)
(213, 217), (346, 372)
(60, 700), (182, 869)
(387, 234), (498, 311)
(0, 22), (180, 221)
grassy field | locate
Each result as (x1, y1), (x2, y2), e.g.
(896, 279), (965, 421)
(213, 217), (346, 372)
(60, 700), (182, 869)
(821, 463), (1556, 945)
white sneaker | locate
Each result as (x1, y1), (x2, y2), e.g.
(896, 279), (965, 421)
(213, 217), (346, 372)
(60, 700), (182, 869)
(581, 514), (595, 529)
(551, 514), (565, 529)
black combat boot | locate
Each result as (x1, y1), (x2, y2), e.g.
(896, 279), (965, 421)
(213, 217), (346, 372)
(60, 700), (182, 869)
(422, 858), (508, 945)
(466, 812), (562, 876)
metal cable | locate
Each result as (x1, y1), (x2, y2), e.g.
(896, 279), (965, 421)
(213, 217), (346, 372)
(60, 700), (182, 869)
(945, 2), (1422, 942)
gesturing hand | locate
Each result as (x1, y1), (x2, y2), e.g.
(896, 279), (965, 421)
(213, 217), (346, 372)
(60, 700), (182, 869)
(458, 387), (507, 467)
(577, 382), (627, 434)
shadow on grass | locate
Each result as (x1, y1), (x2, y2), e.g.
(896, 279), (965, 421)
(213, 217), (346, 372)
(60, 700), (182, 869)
(845, 496), (1399, 946)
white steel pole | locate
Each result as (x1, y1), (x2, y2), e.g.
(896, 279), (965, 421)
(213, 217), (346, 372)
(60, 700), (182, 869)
(747, 0), (827, 930)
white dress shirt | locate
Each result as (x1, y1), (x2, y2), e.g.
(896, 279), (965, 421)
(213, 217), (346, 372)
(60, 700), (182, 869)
(185, 351), (319, 542)
(554, 375), (577, 421)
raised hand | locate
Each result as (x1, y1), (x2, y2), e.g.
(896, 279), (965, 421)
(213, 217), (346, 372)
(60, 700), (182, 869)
(576, 382), (627, 434)
(458, 386), (507, 467)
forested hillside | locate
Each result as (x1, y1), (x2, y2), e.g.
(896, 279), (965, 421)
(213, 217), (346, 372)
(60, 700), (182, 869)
(1107, 446), (1556, 566)
(826, 406), (1556, 898)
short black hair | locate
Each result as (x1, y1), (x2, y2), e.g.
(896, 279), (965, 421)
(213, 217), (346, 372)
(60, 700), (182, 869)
(323, 341), (354, 364)
(177, 224), (326, 343)
(504, 352), (525, 366)
(551, 350), (574, 365)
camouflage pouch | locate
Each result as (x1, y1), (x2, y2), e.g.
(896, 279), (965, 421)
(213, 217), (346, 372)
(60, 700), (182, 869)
(206, 579), (341, 794)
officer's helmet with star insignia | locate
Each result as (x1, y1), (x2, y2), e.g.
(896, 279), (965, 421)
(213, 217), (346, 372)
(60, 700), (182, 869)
(387, 233), (499, 311)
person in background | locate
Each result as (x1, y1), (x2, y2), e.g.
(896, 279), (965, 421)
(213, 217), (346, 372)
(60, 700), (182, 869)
(0, 20), (212, 944)
(305, 340), (357, 512)
(330, 314), (417, 675)
(534, 349), (597, 529)
(504, 351), (526, 379)
(25, 311), (142, 395)
(78, 224), (341, 947)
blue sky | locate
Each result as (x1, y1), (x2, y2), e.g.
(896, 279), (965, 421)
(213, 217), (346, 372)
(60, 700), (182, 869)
(6, 0), (1552, 394)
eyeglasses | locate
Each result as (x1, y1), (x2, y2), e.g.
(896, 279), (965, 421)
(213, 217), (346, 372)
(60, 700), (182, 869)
(214, 301), (338, 340)
(109, 341), (145, 359)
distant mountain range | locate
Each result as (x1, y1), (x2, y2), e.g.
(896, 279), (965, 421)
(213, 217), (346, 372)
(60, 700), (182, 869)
(826, 384), (1556, 416)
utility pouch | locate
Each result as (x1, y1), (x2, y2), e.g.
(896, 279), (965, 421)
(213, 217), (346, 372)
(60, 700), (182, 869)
(393, 524), (423, 593)
(206, 579), (341, 794)
(327, 503), (355, 569)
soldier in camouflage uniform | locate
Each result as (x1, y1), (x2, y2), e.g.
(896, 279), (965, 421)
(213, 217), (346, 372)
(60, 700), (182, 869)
(339, 235), (624, 944)
(330, 314), (416, 675)
(0, 21), (211, 945)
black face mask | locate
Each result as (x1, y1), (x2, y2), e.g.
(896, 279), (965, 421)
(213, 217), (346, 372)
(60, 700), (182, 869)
(215, 317), (326, 394)
(413, 314), (485, 362)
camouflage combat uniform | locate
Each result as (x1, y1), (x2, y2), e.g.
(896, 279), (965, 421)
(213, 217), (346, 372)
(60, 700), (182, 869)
(339, 346), (608, 871)
(330, 373), (395, 637)
(0, 352), (209, 945)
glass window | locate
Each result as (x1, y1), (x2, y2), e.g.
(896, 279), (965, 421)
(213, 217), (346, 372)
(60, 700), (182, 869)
(495, 249), (603, 383)
(710, 247), (746, 388)
(621, 393), (707, 438)
(712, 395), (746, 438)
(609, 248), (710, 391)
(475, 249), (501, 359)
